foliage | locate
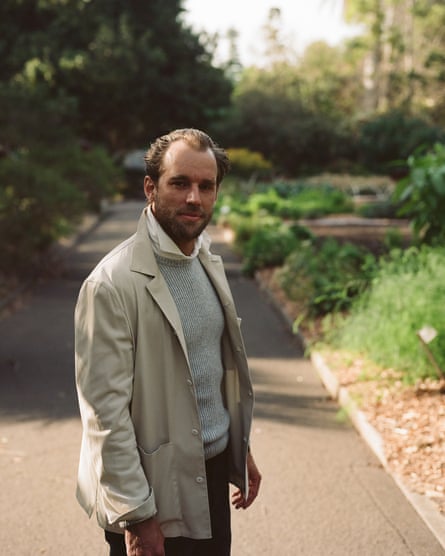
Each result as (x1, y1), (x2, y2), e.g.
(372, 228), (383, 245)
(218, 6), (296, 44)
(295, 41), (363, 120)
(345, 0), (445, 119)
(0, 0), (232, 151)
(222, 212), (282, 251)
(394, 143), (445, 244)
(358, 111), (445, 175)
(0, 153), (84, 273)
(0, 143), (120, 275)
(356, 200), (401, 219)
(278, 238), (376, 324)
(219, 64), (356, 175)
(0, 78), (121, 274)
(215, 182), (354, 222)
(35, 143), (120, 212)
(296, 187), (350, 217)
(328, 246), (445, 383)
(241, 223), (301, 276)
(214, 2), (445, 175)
(226, 148), (273, 180)
(267, 183), (353, 218)
(0, 82), (77, 152)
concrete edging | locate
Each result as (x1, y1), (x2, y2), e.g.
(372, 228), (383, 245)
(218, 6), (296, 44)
(311, 350), (445, 552)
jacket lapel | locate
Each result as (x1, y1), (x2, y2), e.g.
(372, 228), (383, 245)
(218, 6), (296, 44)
(199, 251), (239, 326)
(129, 210), (242, 362)
(130, 210), (189, 362)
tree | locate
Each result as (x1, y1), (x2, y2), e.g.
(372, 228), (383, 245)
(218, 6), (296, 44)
(1, 1), (234, 271)
(344, 0), (445, 122)
(0, 0), (233, 151)
(297, 41), (363, 120)
(258, 7), (295, 67)
(223, 63), (352, 175)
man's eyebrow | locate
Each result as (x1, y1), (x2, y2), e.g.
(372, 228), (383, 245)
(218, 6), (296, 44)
(169, 174), (216, 184)
(200, 177), (217, 185)
(169, 174), (188, 180)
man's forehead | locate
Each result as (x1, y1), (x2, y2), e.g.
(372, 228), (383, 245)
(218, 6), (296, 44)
(162, 140), (216, 171)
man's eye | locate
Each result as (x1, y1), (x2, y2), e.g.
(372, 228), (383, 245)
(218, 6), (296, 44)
(200, 183), (216, 191)
(172, 181), (187, 188)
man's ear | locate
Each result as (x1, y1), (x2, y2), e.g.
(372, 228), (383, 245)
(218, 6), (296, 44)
(144, 176), (155, 203)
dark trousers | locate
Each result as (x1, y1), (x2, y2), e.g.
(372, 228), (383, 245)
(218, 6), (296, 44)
(105, 449), (231, 556)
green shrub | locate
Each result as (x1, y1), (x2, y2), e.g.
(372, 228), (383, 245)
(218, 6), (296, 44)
(214, 194), (251, 221)
(223, 212), (282, 251)
(34, 143), (120, 212)
(242, 223), (300, 276)
(328, 246), (445, 383)
(243, 183), (353, 219)
(246, 189), (282, 214)
(394, 142), (445, 245)
(383, 228), (406, 251)
(278, 238), (376, 324)
(289, 186), (353, 217)
(0, 156), (85, 273)
(356, 200), (401, 219)
(226, 148), (273, 180)
(0, 144), (120, 274)
(358, 111), (445, 175)
(288, 222), (315, 242)
(216, 181), (354, 222)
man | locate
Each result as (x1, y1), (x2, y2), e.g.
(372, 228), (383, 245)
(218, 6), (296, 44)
(75, 128), (261, 556)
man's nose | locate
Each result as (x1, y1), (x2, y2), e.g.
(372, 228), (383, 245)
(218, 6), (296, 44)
(186, 185), (201, 204)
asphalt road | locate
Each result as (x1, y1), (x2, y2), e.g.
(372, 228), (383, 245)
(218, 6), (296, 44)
(0, 200), (443, 555)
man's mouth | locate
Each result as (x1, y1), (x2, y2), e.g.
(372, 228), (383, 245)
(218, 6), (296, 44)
(178, 211), (203, 222)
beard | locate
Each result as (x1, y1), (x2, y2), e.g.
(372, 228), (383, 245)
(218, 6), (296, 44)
(151, 193), (213, 247)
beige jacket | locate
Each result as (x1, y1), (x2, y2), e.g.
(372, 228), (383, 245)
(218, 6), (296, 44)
(75, 210), (254, 539)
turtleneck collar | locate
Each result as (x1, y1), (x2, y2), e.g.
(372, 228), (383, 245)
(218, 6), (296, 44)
(145, 205), (211, 260)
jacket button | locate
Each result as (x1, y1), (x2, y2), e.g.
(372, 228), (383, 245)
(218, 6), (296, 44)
(196, 476), (204, 484)
(192, 429), (199, 436)
(187, 379), (193, 386)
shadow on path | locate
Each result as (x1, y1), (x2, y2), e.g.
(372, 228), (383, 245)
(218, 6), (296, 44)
(0, 206), (327, 429)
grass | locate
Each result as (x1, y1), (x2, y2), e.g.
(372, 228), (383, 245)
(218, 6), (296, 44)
(326, 246), (445, 383)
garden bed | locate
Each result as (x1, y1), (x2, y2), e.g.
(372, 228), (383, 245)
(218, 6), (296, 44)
(256, 265), (445, 516)
(300, 214), (412, 252)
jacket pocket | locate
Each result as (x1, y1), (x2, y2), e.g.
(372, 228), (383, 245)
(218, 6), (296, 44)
(137, 442), (182, 523)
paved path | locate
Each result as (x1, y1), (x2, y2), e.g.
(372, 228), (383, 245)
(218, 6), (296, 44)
(0, 201), (443, 555)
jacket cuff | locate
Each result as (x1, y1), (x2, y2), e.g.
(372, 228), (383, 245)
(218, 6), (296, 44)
(119, 512), (157, 529)
(114, 493), (157, 529)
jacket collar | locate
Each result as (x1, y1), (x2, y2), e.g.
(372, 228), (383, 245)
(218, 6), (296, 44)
(129, 210), (238, 358)
(130, 209), (217, 275)
(129, 209), (159, 277)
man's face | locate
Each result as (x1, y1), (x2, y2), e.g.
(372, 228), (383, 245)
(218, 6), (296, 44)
(144, 140), (219, 255)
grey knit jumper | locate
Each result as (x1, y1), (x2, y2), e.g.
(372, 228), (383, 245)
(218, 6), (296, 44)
(156, 254), (230, 460)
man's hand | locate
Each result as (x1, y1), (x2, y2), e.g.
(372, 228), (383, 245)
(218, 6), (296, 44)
(125, 517), (165, 556)
(232, 451), (262, 510)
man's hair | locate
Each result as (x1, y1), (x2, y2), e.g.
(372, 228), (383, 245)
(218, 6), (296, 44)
(144, 128), (230, 186)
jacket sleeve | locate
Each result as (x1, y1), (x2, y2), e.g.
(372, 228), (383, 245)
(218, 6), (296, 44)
(75, 278), (157, 527)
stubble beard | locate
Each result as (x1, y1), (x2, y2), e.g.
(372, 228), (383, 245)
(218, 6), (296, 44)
(152, 196), (213, 246)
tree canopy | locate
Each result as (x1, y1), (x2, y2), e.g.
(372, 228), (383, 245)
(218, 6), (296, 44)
(0, 0), (232, 152)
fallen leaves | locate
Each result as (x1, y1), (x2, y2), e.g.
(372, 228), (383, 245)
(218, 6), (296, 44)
(325, 350), (445, 515)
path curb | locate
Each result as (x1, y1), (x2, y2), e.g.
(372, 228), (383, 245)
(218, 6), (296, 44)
(311, 350), (445, 552)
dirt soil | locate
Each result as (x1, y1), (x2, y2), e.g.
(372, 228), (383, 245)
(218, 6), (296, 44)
(257, 263), (445, 517)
